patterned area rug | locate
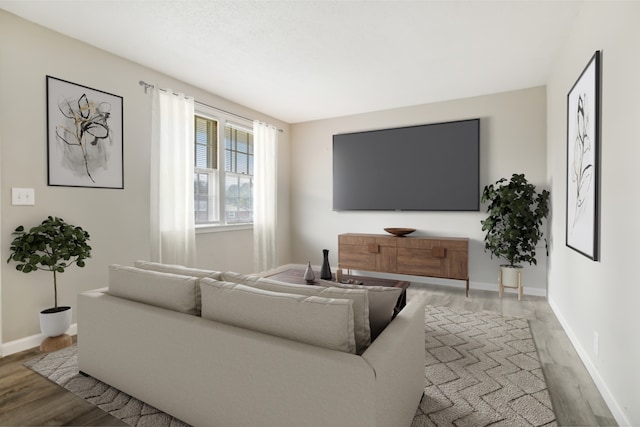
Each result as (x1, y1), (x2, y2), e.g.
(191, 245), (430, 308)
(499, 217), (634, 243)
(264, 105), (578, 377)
(23, 346), (188, 427)
(24, 305), (555, 427)
(413, 306), (556, 427)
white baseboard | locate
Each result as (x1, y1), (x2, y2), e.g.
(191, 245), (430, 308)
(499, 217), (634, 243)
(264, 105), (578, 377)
(548, 300), (630, 426)
(1, 323), (77, 357)
(468, 279), (548, 297)
(341, 268), (548, 297)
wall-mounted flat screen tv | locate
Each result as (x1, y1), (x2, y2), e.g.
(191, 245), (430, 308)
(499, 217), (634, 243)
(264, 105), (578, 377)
(333, 118), (480, 211)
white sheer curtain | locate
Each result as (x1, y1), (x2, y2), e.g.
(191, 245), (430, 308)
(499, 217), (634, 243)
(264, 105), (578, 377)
(150, 87), (196, 266)
(253, 121), (278, 272)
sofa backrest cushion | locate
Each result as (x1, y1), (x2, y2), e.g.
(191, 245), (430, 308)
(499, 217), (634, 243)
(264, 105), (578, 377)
(321, 280), (402, 339)
(220, 271), (260, 285)
(134, 260), (222, 279)
(222, 272), (371, 353)
(108, 265), (198, 315)
(200, 278), (357, 354)
(134, 261), (222, 315)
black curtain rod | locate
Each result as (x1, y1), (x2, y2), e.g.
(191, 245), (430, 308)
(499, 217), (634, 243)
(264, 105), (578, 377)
(138, 80), (282, 132)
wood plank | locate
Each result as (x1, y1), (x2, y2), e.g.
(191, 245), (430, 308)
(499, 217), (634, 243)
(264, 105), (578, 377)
(338, 245), (376, 270)
(377, 246), (397, 272)
(397, 247), (442, 276)
(0, 340), (126, 426)
(444, 250), (468, 280)
(338, 234), (376, 246)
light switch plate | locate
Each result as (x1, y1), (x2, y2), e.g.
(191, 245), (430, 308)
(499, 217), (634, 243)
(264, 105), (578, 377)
(12, 188), (35, 205)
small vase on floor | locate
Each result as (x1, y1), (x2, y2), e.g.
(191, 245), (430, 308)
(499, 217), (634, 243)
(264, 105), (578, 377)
(320, 249), (332, 280)
(304, 261), (315, 283)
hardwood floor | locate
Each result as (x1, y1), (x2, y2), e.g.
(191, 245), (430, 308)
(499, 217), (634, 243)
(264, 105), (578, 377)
(0, 284), (617, 426)
(0, 338), (125, 426)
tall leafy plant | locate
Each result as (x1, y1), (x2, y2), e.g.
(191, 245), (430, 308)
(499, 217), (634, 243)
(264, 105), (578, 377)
(7, 216), (92, 308)
(481, 174), (550, 267)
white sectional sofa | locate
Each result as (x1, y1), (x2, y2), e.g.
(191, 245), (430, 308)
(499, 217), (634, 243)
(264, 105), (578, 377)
(77, 262), (425, 427)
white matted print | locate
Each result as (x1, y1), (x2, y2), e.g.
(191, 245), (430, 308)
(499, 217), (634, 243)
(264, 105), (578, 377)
(566, 51), (600, 260)
(47, 76), (123, 188)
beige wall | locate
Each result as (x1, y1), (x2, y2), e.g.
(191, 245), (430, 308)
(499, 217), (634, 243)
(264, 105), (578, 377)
(289, 87), (548, 292)
(0, 10), (291, 344)
(546, 2), (640, 425)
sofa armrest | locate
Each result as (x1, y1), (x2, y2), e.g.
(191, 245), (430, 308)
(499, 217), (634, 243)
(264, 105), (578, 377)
(361, 295), (426, 427)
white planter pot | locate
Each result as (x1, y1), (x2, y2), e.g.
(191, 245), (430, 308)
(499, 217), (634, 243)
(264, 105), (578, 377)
(500, 265), (522, 287)
(499, 265), (523, 300)
(40, 306), (72, 337)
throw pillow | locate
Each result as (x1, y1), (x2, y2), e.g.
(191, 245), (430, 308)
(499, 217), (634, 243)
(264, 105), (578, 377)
(200, 278), (356, 354)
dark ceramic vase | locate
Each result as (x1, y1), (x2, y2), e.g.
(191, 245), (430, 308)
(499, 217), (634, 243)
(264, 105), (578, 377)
(320, 249), (332, 280)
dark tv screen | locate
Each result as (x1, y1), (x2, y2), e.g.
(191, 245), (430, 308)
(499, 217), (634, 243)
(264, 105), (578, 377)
(333, 118), (480, 211)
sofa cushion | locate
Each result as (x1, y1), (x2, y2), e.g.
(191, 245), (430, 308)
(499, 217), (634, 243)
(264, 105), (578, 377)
(135, 261), (222, 315)
(256, 278), (371, 353)
(108, 265), (198, 315)
(200, 278), (357, 354)
(222, 272), (371, 353)
(322, 280), (402, 339)
(134, 260), (222, 279)
(220, 271), (261, 285)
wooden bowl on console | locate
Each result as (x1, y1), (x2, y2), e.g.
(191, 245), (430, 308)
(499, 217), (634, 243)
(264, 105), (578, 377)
(384, 228), (416, 237)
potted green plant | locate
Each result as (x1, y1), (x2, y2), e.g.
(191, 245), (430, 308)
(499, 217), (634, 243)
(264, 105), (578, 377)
(7, 216), (91, 337)
(481, 174), (550, 298)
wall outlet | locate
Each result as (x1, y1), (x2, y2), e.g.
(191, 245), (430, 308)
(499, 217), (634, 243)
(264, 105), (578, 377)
(594, 331), (599, 357)
(12, 187), (35, 205)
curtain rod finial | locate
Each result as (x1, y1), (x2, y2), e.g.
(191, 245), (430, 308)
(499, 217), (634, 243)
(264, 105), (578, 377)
(139, 80), (153, 94)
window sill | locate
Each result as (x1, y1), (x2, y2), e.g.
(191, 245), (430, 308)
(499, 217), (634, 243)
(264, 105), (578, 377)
(195, 223), (253, 234)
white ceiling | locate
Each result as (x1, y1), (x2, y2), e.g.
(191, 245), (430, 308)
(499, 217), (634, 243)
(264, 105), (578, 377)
(1, 0), (582, 123)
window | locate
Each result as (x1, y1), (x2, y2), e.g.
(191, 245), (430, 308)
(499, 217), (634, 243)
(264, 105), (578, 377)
(194, 116), (218, 224)
(224, 126), (254, 224)
(194, 107), (254, 227)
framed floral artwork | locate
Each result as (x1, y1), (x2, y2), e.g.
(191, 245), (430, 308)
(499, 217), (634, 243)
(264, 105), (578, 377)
(566, 51), (600, 260)
(46, 76), (124, 189)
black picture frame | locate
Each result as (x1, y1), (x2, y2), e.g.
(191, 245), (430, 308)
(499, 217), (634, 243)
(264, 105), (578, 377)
(46, 75), (124, 189)
(566, 51), (600, 260)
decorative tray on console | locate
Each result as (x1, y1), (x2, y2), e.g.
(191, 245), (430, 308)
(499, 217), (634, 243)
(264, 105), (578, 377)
(384, 227), (416, 237)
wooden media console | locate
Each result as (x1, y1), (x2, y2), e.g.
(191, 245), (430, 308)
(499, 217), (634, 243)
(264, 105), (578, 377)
(338, 233), (470, 296)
